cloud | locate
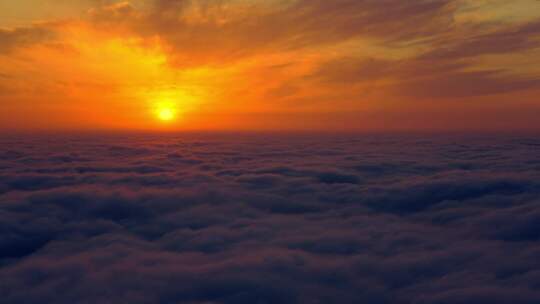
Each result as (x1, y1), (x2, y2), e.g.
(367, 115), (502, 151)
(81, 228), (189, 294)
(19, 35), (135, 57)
(2, 0), (540, 131)
(1, 134), (540, 302)
(87, 0), (456, 66)
(0, 26), (55, 54)
(304, 13), (540, 98)
(421, 20), (540, 60)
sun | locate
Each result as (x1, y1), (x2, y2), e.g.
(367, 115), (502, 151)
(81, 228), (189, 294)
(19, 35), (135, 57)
(157, 107), (175, 121)
(147, 89), (198, 124)
(153, 100), (178, 122)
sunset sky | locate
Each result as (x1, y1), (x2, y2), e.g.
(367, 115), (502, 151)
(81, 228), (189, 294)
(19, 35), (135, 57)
(1, 0), (539, 131)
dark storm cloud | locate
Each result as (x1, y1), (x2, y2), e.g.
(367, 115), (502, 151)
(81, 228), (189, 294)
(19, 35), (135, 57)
(1, 133), (540, 303)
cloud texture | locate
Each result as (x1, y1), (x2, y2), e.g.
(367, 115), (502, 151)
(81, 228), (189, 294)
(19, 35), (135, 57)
(1, 0), (540, 131)
(1, 133), (540, 303)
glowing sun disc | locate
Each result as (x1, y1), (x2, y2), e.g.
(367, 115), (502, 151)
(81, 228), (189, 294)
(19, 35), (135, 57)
(157, 107), (175, 122)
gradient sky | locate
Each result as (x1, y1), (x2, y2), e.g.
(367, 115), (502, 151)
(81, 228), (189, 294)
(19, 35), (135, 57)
(1, 0), (539, 131)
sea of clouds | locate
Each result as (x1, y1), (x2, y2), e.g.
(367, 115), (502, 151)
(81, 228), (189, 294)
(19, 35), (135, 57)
(1, 132), (539, 303)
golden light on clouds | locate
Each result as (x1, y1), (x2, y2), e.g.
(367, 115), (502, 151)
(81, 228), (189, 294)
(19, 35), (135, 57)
(0, 0), (539, 132)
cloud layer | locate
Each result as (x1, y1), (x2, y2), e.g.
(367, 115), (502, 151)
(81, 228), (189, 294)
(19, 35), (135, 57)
(1, 133), (540, 303)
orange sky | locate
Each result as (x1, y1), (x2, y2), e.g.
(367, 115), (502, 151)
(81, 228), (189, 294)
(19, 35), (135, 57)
(1, 0), (540, 132)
